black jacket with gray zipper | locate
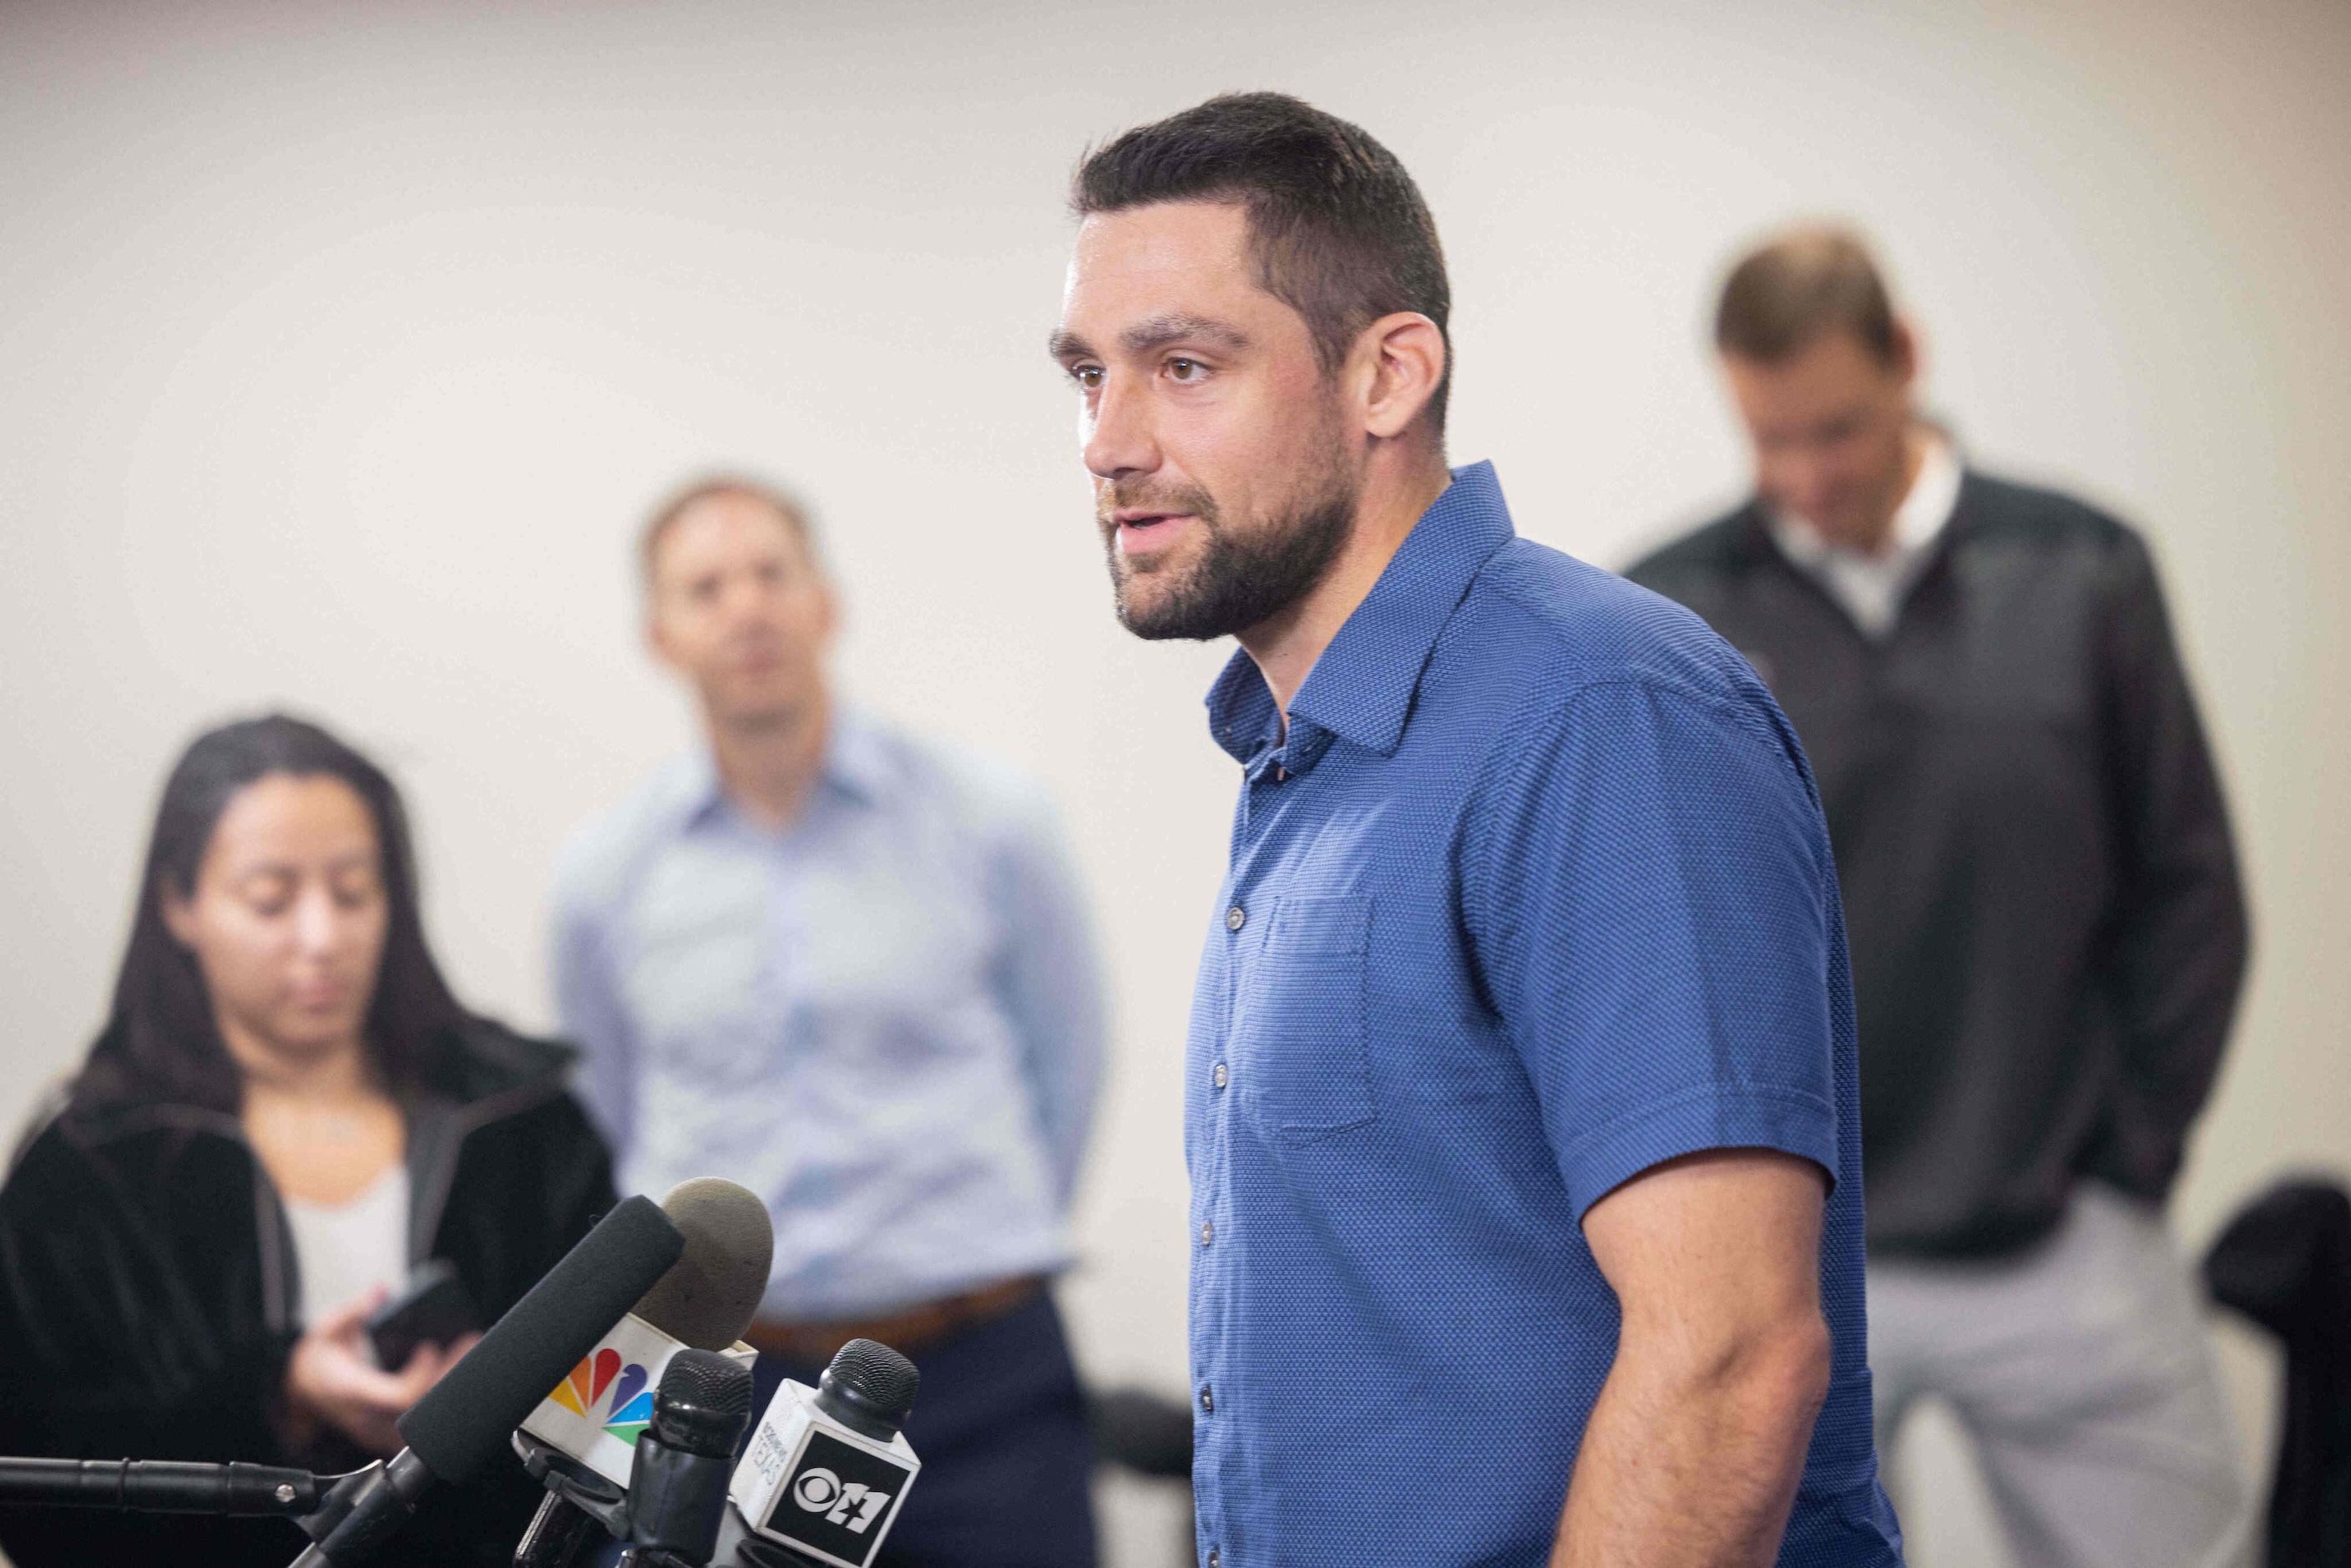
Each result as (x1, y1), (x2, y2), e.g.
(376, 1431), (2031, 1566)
(1627, 469), (2247, 1257)
(0, 1019), (615, 1565)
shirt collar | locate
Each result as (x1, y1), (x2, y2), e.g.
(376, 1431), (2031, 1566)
(820, 711), (894, 805)
(1204, 461), (1517, 767)
(682, 706), (890, 830)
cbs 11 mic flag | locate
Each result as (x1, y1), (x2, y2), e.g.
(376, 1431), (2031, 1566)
(730, 1343), (921, 1568)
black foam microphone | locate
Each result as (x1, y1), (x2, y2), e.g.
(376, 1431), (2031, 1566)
(620, 1349), (755, 1565)
(287, 1195), (685, 1566)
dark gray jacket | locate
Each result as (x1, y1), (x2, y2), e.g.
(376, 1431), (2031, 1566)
(1627, 469), (2247, 1257)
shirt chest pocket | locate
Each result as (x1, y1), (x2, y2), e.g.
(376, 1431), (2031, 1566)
(1232, 894), (1378, 1145)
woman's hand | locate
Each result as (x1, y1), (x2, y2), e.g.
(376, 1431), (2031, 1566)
(284, 1287), (480, 1456)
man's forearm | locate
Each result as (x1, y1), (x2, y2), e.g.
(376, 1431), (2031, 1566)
(1552, 1317), (1829, 1567)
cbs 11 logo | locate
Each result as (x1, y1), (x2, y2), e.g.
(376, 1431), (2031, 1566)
(791, 1464), (892, 1535)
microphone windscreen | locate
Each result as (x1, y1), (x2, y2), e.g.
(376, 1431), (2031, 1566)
(650, 1348), (755, 1457)
(631, 1178), (775, 1351)
(824, 1338), (921, 1428)
(397, 1195), (684, 1482)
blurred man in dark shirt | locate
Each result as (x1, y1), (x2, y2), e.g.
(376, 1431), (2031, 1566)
(1628, 226), (2250, 1568)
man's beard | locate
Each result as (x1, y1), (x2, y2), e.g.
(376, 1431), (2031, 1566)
(1100, 447), (1359, 643)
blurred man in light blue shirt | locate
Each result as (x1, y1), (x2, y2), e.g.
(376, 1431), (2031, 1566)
(551, 475), (1105, 1567)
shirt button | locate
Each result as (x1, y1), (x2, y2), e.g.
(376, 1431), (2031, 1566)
(1226, 904), (1246, 932)
(1213, 1062), (1229, 1090)
(1200, 1222), (1214, 1246)
(1199, 1384), (1214, 1414)
(1209, 1553), (1221, 1568)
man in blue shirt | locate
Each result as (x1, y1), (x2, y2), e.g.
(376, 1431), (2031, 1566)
(551, 476), (1106, 1566)
(1047, 94), (1901, 1566)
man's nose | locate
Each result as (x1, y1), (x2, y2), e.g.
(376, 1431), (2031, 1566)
(719, 577), (781, 627)
(1083, 372), (1160, 483)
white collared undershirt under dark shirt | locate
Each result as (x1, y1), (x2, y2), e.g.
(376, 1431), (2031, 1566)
(1767, 431), (1963, 638)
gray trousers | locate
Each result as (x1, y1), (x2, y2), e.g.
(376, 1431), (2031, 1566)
(1868, 1184), (2250, 1568)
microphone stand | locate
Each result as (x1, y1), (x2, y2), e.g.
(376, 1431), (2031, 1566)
(287, 1449), (435, 1566)
(0, 1454), (387, 1552)
(510, 1434), (791, 1568)
(515, 1488), (607, 1567)
(510, 1430), (633, 1566)
(507, 1438), (820, 1568)
(0, 1456), (331, 1515)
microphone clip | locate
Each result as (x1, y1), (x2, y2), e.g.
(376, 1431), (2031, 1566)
(510, 1429), (637, 1566)
(515, 1430), (633, 1533)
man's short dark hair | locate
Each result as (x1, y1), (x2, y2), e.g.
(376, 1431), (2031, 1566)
(640, 474), (818, 588)
(1715, 225), (1900, 365)
(1073, 92), (1452, 433)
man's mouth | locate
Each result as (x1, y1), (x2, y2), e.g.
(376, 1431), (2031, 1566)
(1110, 509), (1196, 555)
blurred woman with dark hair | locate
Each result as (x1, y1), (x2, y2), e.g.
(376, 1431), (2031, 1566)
(0, 714), (616, 1566)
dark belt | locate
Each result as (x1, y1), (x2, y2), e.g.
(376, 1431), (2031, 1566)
(742, 1274), (1045, 1365)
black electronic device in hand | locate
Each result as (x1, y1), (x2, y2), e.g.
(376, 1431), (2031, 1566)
(365, 1261), (479, 1371)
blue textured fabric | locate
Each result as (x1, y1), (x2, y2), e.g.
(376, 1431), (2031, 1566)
(552, 713), (1105, 1318)
(1184, 463), (1901, 1566)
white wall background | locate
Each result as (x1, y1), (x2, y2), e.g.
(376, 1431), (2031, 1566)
(3, 3), (2344, 1564)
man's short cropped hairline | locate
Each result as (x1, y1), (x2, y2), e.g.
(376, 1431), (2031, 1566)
(639, 475), (819, 588)
(1714, 224), (1901, 367)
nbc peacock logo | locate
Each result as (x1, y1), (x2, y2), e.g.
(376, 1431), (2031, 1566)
(549, 1347), (655, 1445)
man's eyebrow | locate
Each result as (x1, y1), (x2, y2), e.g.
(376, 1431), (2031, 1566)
(1048, 314), (1252, 363)
(1122, 313), (1250, 354)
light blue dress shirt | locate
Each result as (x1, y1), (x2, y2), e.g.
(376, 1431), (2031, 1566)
(551, 713), (1105, 1320)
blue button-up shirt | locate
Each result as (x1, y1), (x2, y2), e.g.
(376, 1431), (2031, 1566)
(553, 714), (1105, 1318)
(1185, 464), (1898, 1566)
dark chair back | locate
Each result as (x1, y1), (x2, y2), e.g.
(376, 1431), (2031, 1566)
(2203, 1177), (2351, 1568)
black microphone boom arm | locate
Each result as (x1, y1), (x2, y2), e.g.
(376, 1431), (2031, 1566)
(0, 1457), (332, 1515)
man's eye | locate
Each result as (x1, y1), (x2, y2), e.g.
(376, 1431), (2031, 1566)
(1070, 365), (1104, 390)
(1166, 358), (1203, 382)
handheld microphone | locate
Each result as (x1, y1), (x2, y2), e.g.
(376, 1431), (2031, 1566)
(728, 1339), (921, 1568)
(616, 1349), (754, 1565)
(513, 1178), (774, 1564)
(286, 1194), (685, 1566)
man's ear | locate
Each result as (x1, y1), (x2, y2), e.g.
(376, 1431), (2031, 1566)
(815, 583), (841, 649)
(1888, 316), (1921, 389)
(1359, 312), (1448, 442)
(644, 606), (678, 673)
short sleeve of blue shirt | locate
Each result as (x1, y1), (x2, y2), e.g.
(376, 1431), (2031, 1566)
(1464, 680), (1840, 1217)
